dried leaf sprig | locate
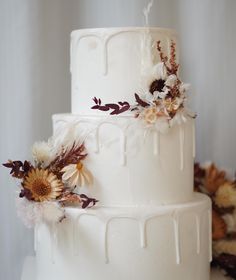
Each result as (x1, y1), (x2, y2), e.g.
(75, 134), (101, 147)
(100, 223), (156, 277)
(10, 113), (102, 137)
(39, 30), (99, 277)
(91, 97), (130, 115)
(47, 142), (87, 178)
(157, 40), (179, 75)
(3, 160), (32, 179)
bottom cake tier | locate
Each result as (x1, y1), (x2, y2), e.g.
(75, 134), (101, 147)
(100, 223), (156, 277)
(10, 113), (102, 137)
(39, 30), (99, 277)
(35, 193), (211, 280)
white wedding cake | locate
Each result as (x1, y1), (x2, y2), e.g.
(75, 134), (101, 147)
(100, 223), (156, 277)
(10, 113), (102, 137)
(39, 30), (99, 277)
(34, 27), (212, 280)
(3, 27), (211, 280)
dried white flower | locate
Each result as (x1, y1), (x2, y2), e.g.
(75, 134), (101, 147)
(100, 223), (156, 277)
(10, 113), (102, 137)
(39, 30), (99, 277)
(155, 117), (170, 133)
(41, 202), (65, 223)
(16, 197), (65, 227)
(165, 74), (177, 87)
(179, 83), (190, 94)
(169, 110), (188, 126)
(152, 62), (167, 80)
(16, 197), (42, 228)
(32, 141), (52, 166)
(62, 162), (93, 189)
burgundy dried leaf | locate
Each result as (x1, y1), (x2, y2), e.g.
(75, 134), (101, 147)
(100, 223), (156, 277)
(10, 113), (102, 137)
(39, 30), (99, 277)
(93, 97), (98, 104)
(3, 160), (31, 179)
(91, 97), (131, 115)
(91, 105), (100, 110)
(97, 106), (110, 112)
(59, 191), (81, 205)
(106, 104), (120, 114)
(118, 105), (130, 114)
(134, 93), (149, 108)
(19, 188), (33, 200)
(48, 142), (87, 177)
(80, 194), (98, 209)
(118, 101), (129, 106)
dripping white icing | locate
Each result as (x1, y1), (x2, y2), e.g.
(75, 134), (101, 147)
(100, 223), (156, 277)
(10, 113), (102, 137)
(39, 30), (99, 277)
(179, 125), (185, 171)
(139, 220), (147, 248)
(94, 122), (127, 165)
(72, 30), (147, 76)
(120, 132), (127, 166)
(173, 214), (181, 265)
(50, 223), (57, 264)
(153, 130), (160, 156)
(208, 209), (212, 262)
(34, 224), (38, 252)
(103, 216), (148, 263)
(41, 195), (210, 266)
(195, 214), (201, 254)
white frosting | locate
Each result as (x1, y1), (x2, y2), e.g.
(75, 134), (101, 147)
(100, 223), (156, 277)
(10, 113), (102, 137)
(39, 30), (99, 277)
(70, 27), (178, 114)
(53, 114), (195, 206)
(32, 27), (211, 280)
(35, 193), (211, 280)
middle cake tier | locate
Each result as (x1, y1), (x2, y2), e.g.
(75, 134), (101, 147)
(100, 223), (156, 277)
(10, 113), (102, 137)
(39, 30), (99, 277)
(53, 114), (195, 207)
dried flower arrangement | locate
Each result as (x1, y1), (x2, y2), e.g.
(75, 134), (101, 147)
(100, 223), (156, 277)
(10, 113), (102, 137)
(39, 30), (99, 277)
(91, 40), (194, 132)
(195, 163), (236, 279)
(3, 140), (97, 228)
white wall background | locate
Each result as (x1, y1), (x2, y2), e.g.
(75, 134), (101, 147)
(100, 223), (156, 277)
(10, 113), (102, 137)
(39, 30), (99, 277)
(0, 0), (235, 279)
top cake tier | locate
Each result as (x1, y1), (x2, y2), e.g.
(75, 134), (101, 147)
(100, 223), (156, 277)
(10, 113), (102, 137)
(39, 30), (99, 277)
(71, 27), (178, 114)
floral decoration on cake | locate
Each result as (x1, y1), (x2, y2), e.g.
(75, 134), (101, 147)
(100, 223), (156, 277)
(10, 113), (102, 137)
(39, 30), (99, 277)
(195, 163), (236, 279)
(91, 40), (194, 132)
(3, 139), (97, 228)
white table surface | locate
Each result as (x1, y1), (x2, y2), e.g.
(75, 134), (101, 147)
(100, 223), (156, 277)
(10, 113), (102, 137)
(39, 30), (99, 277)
(21, 256), (232, 280)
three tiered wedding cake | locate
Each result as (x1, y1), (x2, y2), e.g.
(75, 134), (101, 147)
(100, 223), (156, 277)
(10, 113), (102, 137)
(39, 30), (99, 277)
(5, 27), (212, 280)
(41, 27), (211, 280)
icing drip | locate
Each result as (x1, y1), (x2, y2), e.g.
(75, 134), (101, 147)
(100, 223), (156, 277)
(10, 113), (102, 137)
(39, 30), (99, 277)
(104, 217), (148, 263)
(101, 38), (109, 75)
(208, 209), (212, 262)
(104, 218), (111, 264)
(192, 122), (196, 158)
(94, 122), (127, 166)
(120, 133), (127, 166)
(195, 214), (201, 254)
(54, 116), (193, 172)
(179, 126), (185, 171)
(73, 219), (79, 256)
(72, 30), (144, 77)
(34, 225), (38, 252)
(173, 214), (181, 265)
(50, 223), (57, 264)
(94, 125), (100, 153)
(139, 220), (147, 248)
(43, 197), (210, 265)
(153, 130), (160, 156)
(73, 212), (97, 256)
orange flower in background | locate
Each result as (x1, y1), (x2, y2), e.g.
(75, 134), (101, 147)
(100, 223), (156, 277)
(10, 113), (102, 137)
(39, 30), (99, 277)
(204, 164), (227, 194)
(23, 168), (63, 202)
(212, 210), (227, 241)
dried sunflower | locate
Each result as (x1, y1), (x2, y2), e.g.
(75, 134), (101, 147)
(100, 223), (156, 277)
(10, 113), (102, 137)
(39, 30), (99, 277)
(23, 168), (63, 202)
